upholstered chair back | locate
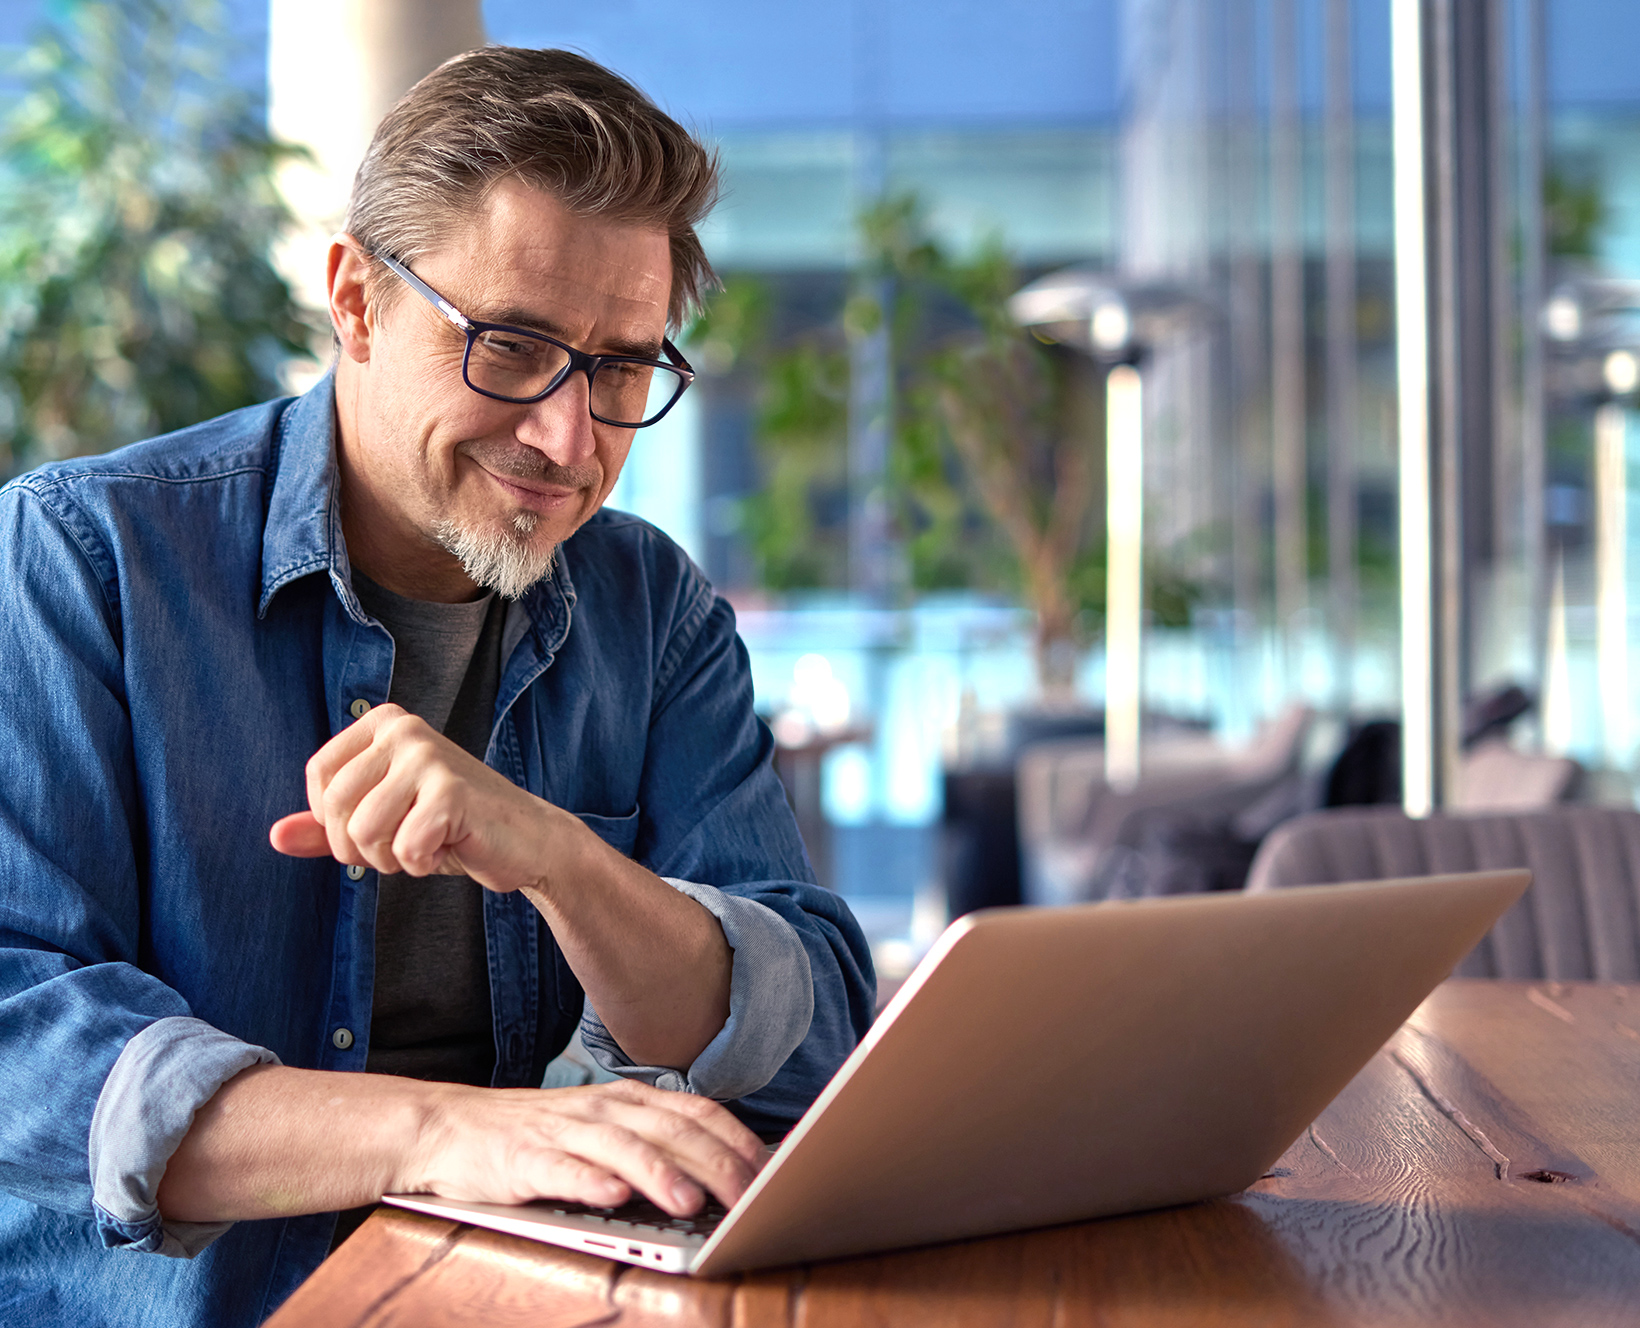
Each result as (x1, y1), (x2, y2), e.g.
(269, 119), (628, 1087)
(1245, 805), (1640, 980)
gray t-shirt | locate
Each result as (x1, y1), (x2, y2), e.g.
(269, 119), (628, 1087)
(351, 571), (502, 1089)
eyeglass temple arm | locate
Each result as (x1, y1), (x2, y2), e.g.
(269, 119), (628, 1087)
(375, 251), (472, 333)
(661, 339), (694, 375)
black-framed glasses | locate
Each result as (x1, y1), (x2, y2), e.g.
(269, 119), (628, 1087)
(374, 251), (694, 428)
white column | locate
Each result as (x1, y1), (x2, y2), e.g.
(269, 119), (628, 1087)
(1392, 0), (1436, 817)
(1596, 402), (1631, 767)
(1542, 554), (1572, 756)
(1105, 364), (1144, 792)
(268, 0), (485, 369)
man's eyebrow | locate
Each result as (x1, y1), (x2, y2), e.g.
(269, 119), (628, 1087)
(483, 306), (663, 359)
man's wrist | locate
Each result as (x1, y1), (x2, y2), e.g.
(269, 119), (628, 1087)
(386, 1078), (470, 1197)
(519, 802), (601, 906)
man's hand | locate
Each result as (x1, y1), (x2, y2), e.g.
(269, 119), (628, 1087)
(270, 702), (565, 892)
(405, 1077), (765, 1213)
(158, 1067), (767, 1223)
(271, 702), (734, 1071)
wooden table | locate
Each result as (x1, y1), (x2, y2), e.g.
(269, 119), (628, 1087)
(266, 981), (1640, 1327)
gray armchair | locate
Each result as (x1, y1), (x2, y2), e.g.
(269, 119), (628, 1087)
(1245, 805), (1640, 980)
(1016, 706), (1313, 905)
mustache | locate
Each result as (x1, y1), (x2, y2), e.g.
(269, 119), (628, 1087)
(461, 440), (600, 491)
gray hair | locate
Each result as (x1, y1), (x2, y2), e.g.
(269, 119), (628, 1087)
(345, 47), (720, 329)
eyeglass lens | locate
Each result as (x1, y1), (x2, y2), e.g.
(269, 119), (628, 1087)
(467, 330), (686, 425)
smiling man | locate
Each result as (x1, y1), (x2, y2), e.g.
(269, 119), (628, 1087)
(0, 48), (873, 1328)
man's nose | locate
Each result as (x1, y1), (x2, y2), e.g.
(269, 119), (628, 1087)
(514, 371), (598, 466)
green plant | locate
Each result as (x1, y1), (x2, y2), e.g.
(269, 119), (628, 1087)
(0, 0), (316, 477)
(858, 196), (1107, 695)
(686, 273), (854, 592)
(739, 340), (851, 589)
(707, 193), (1208, 693)
(1544, 164), (1605, 260)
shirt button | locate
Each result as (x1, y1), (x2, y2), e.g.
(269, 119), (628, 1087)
(346, 864), (366, 881)
(349, 698), (372, 719)
(332, 1027), (354, 1050)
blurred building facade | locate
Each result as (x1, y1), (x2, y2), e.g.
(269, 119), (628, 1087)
(8, 0), (1640, 903)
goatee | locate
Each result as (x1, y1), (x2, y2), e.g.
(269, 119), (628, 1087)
(431, 511), (555, 600)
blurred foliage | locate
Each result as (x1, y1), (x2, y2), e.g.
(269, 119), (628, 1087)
(693, 194), (1209, 690)
(683, 273), (767, 375)
(740, 342), (851, 588)
(865, 196), (1029, 602)
(1544, 165), (1605, 260)
(0, 0), (316, 477)
(686, 273), (853, 590)
(881, 201), (1102, 692)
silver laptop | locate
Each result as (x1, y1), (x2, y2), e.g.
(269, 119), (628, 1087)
(386, 869), (1529, 1275)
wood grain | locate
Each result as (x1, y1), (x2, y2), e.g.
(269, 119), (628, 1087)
(794, 1224), (1059, 1328)
(1413, 982), (1640, 1201)
(728, 1273), (797, 1328)
(1239, 983), (1640, 1327)
(266, 1210), (626, 1328)
(265, 981), (1640, 1328)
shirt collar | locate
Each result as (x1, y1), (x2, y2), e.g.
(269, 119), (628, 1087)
(259, 370), (344, 619)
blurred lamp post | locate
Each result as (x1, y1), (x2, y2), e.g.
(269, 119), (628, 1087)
(1596, 349), (1638, 768)
(1090, 291), (1144, 790)
(1103, 356), (1144, 791)
(1007, 273), (1199, 792)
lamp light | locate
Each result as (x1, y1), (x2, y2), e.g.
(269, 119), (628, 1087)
(1543, 293), (1581, 343)
(1090, 301), (1132, 358)
(1603, 349), (1639, 397)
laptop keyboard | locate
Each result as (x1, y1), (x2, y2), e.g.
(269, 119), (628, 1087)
(532, 1194), (731, 1242)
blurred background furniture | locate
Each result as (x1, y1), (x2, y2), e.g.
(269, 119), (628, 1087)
(1452, 739), (1580, 810)
(772, 724), (873, 891)
(1015, 705), (1313, 904)
(940, 766), (1025, 917)
(1247, 805), (1640, 980)
(1013, 684), (1582, 908)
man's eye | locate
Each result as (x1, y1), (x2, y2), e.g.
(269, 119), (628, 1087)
(480, 332), (542, 360)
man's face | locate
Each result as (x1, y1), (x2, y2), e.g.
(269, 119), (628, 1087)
(333, 179), (672, 600)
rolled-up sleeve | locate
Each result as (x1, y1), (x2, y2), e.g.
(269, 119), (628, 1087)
(87, 1017), (279, 1258)
(0, 483), (275, 1257)
(578, 878), (813, 1100)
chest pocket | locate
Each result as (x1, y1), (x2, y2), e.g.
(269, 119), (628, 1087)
(573, 808), (641, 857)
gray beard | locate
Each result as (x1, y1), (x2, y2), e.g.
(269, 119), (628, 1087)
(431, 511), (555, 600)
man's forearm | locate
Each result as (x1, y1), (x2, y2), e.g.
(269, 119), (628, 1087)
(157, 1064), (764, 1226)
(524, 812), (732, 1071)
(155, 1064), (431, 1221)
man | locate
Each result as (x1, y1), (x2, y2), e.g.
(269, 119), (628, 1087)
(0, 47), (874, 1327)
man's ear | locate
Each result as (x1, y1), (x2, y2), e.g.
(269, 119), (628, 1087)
(328, 234), (375, 364)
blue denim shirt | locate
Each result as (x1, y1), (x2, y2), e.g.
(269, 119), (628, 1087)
(0, 377), (875, 1327)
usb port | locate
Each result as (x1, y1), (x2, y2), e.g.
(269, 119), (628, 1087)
(628, 1246), (643, 1256)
